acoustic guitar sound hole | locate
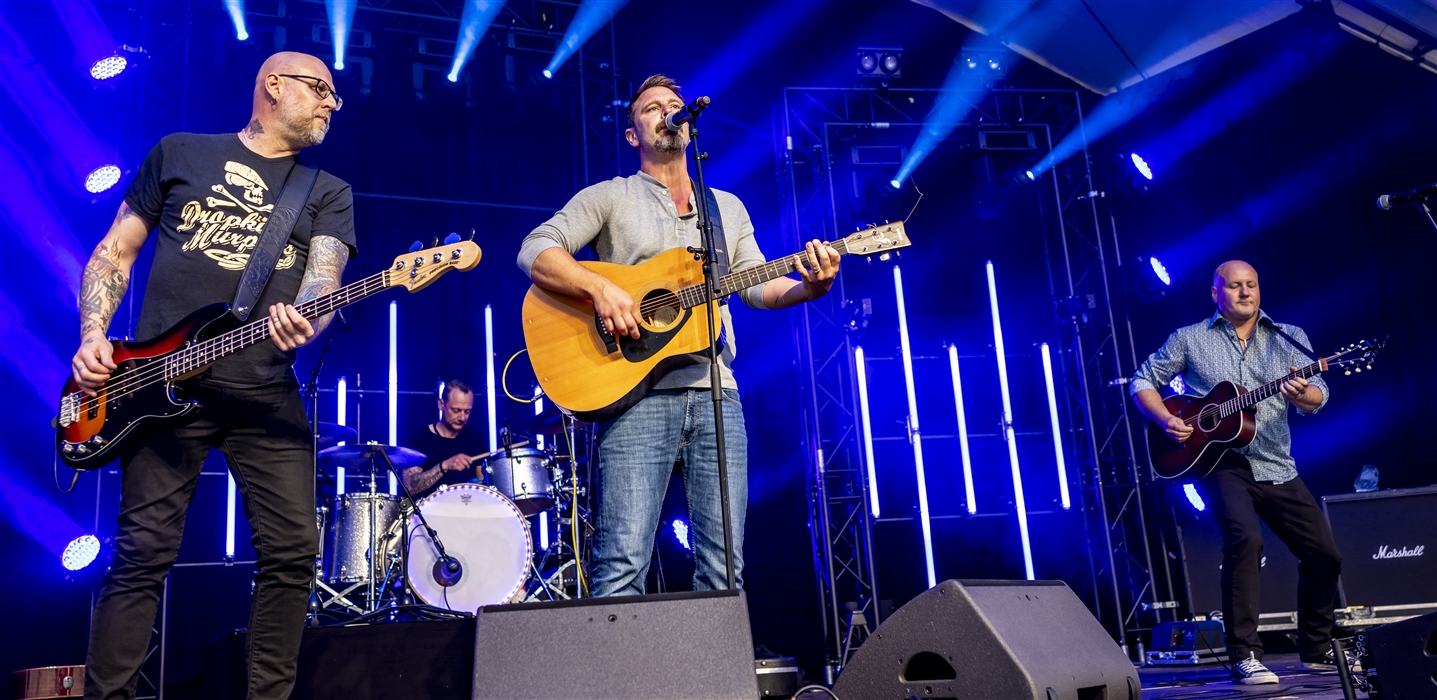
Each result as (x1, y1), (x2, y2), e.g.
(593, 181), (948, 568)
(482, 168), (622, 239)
(640, 289), (681, 329)
(1197, 405), (1222, 432)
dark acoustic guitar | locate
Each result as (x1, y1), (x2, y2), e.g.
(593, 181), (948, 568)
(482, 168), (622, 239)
(1148, 338), (1384, 480)
(56, 241), (482, 470)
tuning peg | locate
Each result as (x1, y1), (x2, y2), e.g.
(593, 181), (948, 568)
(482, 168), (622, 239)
(431, 237), (440, 248)
(1354, 367), (1362, 373)
(1345, 370), (1352, 376)
(467, 228), (476, 241)
(1366, 363), (1373, 370)
(444, 232), (461, 245)
(408, 241), (423, 253)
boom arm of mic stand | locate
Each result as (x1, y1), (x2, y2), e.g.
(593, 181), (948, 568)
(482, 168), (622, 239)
(375, 448), (452, 563)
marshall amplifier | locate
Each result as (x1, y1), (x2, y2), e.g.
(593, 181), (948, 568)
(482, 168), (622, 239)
(1323, 486), (1437, 608)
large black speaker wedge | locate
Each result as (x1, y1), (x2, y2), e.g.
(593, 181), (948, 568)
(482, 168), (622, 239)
(471, 589), (759, 699)
(833, 580), (1140, 700)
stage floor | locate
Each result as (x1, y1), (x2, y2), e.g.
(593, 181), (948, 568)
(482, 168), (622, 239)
(786, 653), (1350, 700)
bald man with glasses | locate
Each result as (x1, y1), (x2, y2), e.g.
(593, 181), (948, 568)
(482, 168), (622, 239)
(72, 52), (356, 700)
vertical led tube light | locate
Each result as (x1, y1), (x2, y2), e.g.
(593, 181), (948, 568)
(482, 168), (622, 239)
(854, 346), (879, 518)
(894, 267), (936, 588)
(485, 305), (497, 453)
(225, 473), (236, 559)
(438, 379), (445, 421)
(388, 301), (397, 495)
(948, 345), (976, 514)
(539, 512), (549, 550)
(336, 376), (347, 495)
(987, 261), (1034, 580)
(1040, 343), (1071, 510)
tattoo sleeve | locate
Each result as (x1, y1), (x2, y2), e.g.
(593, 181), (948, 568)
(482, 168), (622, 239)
(79, 205), (143, 337)
(296, 235), (349, 334)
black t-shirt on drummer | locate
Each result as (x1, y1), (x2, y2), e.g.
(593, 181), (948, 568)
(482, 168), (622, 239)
(404, 424), (488, 500)
(124, 133), (357, 388)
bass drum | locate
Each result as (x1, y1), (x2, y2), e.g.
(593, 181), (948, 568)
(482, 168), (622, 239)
(406, 483), (532, 612)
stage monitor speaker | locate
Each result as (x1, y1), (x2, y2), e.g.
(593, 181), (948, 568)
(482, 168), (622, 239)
(471, 589), (758, 700)
(832, 580), (1140, 700)
(1360, 610), (1437, 699)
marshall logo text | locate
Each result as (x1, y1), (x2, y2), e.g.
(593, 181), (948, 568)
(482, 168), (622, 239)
(1372, 544), (1425, 560)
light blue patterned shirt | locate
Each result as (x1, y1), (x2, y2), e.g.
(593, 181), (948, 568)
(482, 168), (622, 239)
(1131, 310), (1329, 482)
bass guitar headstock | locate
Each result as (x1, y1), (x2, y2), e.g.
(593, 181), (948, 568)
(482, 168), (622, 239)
(386, 240), (482, 292)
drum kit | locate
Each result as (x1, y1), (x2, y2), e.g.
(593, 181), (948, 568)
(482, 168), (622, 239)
(307, 423), (591, 621)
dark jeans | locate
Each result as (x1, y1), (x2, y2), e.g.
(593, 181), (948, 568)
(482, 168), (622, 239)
(1195, 454), (1342, 662)
(84, 380), (317, 700)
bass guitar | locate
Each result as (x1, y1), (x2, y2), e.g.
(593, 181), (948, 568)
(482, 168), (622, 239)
(1148, 338), (1383, 480)
(522, 222), (912, 422)
(56, 240), (483, 470)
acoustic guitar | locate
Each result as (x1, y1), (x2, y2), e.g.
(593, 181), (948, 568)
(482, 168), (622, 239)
(1148, 338), (1383, 480)
(522, 222), (912, 422)
(56, 241), (483, 470)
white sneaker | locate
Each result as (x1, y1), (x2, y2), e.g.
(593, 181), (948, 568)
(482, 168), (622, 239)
(1232, 652), (1279, 684)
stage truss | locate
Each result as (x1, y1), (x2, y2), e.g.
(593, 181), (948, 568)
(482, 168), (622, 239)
(776, 85), (1178, 670)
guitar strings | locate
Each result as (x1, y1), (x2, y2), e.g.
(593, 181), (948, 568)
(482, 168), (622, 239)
(1178, 360), (1328, 428)
(66, 272), (389, 416)
(632, 239), (852, 317)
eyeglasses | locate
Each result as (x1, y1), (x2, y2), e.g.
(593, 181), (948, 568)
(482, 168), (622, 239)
(278, 74), (343, 110)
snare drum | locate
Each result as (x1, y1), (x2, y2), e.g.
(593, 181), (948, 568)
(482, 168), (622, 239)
(406, 484), (531, 612)
(326, 493), (402, 583)
(482, 447), (554, 515)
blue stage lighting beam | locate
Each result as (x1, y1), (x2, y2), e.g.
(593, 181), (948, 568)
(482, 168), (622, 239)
(544, 0), (629, 78)
(336, 376), (347, 495)
(388, 302), (397, 495)
(0, 132), (87, 305)
(485, 305), (497, 453)
(1040, 343), (1070, 510)
(0, 462), (87, 560)
(0, 15), (120, 193)
(223, 0), (249, 41)
(987, 261), (1034, 580)
(854, 345), (879, 518)
(447, 0), (506, 82)
(49, 0), (125, 79)
(891, 51), (988, 188)
(225, 473), (237, 559)
(894, 266), (935, 589)
(947, 345), (976, 515)
(327, 0), (357, 70)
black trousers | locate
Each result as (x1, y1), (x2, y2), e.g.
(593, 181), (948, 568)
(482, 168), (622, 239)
(1195, 454), (1343, 662)
(84, 380), (317, 700)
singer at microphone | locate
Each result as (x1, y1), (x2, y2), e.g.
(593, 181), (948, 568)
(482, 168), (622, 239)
(1377, 181), (1437, 210)
(663, 95), (711, 132)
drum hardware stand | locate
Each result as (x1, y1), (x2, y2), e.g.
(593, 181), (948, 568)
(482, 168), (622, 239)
(374, 446), (466, 609)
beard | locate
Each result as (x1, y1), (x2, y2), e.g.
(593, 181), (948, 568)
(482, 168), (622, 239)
(653, 129), (686, 154)
(277, 97), (329, 147)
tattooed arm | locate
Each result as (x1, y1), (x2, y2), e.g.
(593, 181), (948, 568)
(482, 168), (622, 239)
(269, 235), (348, 351)
(72, 202), (154, 394)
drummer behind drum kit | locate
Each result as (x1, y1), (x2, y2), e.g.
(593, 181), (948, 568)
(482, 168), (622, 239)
(309, 424), (589, 620)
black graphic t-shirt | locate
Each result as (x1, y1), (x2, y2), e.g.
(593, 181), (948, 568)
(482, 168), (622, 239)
(125, 132), (357, 387)
(404, 424), (489, 501)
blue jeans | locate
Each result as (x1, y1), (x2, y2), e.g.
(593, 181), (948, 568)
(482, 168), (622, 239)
(590, 388), (747, 596)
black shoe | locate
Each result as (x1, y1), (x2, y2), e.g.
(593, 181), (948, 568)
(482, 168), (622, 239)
(1300, 647), (1363, 672)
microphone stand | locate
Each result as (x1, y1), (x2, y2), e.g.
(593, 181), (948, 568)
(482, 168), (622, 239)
(303, 316), (341, 624)
(374, 447), (465, 607)
(684, 107), (737, 590)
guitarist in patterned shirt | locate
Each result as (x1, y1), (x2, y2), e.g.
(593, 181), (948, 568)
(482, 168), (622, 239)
(1131, 260), (1344, 683)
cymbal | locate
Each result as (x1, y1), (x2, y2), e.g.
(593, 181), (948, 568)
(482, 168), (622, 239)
(318, 443), (427, 471)
(315, 422), (358, 451)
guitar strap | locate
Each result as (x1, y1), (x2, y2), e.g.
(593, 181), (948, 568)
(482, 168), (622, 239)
(699, 184), (731, 306)
(231, 163), (321, 321)
(1267, 321), (1319, 362)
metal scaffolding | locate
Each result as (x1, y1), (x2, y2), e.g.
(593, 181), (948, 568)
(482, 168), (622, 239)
(777, 85), (1168, 669)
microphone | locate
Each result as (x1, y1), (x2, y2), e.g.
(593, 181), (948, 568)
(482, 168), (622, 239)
(432, 556), (463, 587)
(1377, 181), (1437, 210)
(663, 96), (711, 132)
